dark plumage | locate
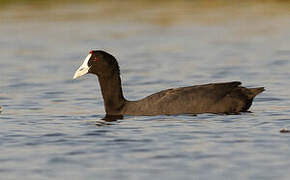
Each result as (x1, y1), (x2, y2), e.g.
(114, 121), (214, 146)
(73, 50), (264, 116)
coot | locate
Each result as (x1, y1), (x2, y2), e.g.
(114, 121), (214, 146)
(73, 50), (264, 116)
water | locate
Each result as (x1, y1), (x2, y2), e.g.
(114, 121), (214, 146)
(1, 1), (290, 179)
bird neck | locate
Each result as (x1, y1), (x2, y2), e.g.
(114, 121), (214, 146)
(97, 72), (126, 115)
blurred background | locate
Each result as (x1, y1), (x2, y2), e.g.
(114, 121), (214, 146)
(1, 0), (290, 180)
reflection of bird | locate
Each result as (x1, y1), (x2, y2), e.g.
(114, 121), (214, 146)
(74, 50), (264, 116)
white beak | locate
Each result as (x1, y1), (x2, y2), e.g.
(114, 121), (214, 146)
(73, 53), (92, 79)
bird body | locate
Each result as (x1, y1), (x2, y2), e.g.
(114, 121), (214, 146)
(121, 82), (264, 116)
(74, 50), (264, 116)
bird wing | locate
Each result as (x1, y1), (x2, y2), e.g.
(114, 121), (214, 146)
(151, 81), (242, 103)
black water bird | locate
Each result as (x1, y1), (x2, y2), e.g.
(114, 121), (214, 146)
(73, 50), (264, 116)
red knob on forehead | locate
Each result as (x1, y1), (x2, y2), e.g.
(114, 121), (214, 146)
(89, 50), (94, 54)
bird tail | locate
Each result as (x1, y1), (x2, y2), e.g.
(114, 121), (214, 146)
(248, 87), (265, 98)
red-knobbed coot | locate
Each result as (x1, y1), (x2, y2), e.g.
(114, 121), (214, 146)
(73, 50), (264, 116)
